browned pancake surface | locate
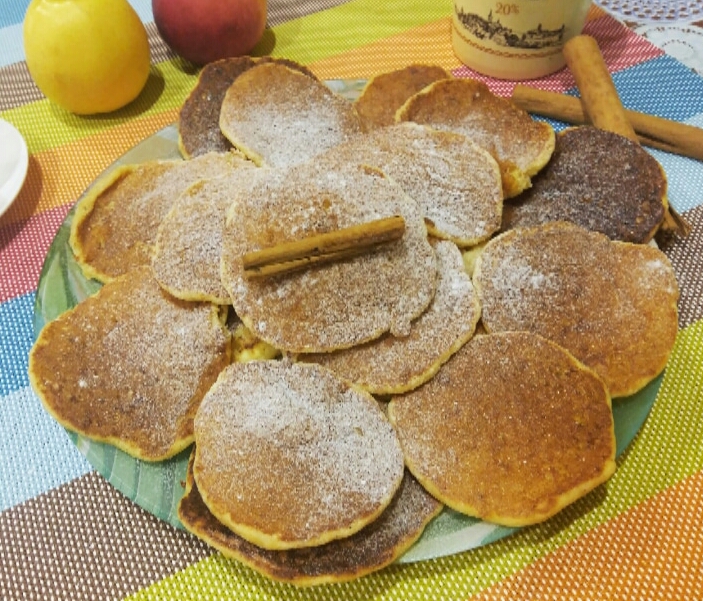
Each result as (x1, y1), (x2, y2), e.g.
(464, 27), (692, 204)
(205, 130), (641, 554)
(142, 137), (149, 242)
(220, 162), (437, 353)
(314, 123), (503, 246)
(354, 64), (450, 130)
(502, 126), (668, 244)
(219, 62), (363, 168)
(397, 78), (555, 198)
(193, 360), (405, 550)
(388, 331), (616, 527)
(302, 240), (480, 394)
(179, 452), (442, 586)
(70, 152), (241, 283)
(28, 266), (231, 461)
(473, 221), (679, 397)
(178, 56), (317, 158)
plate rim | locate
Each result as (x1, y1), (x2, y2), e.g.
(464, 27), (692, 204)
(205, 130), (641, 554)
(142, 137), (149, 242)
(0, 118), (29, 218)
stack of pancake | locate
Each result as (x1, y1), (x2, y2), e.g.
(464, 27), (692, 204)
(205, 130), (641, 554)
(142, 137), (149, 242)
(28, 58), (680, 586)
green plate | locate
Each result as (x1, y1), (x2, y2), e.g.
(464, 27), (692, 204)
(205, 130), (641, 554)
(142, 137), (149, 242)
(32, 80), (662, 563)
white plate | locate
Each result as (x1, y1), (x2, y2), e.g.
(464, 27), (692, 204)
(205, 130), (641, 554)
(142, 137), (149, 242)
(0, 118), (29, 218)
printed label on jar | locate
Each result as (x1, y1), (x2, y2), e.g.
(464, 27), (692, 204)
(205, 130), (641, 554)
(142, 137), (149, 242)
(452, 0), (591, 79)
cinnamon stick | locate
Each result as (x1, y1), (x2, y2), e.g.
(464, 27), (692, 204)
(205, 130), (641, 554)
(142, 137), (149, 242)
(562, 35), (639, 142)
(511, 85), (703, 162)
(562, 34), (689, 237)
(242, 215), (406, 279)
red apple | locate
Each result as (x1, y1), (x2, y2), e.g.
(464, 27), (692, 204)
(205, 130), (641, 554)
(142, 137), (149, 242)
(152, 0), (267, 65)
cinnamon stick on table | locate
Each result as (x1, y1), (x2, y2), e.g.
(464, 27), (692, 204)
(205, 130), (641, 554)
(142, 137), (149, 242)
(510, 85), (703, 162)
(242, 215), (406, 279)
(562, 35), (639, 142)
(561, 34), (689, 236)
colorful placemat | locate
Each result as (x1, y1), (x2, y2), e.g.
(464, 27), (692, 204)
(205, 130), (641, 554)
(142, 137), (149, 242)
(2, 1), (703, 599)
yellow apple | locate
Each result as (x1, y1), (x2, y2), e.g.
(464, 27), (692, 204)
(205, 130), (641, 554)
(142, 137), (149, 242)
(23, 0), (151, 115)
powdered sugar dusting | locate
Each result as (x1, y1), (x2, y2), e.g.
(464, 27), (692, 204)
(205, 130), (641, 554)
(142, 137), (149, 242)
(220, 63), (363, 169)
(315, 123), (503, 246)
(399, 79), (552, 173)
(304, 240), (480, 394)
(152, 163), (260, 303)
(193, 360), (405, 546)
(220, 161), (437, 353)
(31, 266), (230, 459)
(74, 151), (245, 280)
(474, 222), (679, 396)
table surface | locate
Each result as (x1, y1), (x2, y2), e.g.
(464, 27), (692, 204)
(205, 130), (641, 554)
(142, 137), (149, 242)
(2, 1), (703, 600)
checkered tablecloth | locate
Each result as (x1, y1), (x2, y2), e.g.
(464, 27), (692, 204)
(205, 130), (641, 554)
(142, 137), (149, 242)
(2, 1), (703, 599)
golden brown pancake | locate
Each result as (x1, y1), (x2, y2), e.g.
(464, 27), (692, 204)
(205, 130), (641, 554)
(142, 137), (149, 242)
(70, 151), (243, 283)
(192, 360), (405, 550)
(152, 163), (262, 304)
(220, 161), (437, 353)
(396, 78), (555, 198)
(178, 56), (318, 158)
(301, 240), (480, 394)
(502, 126), (668, 244)
(179, 450), (442, 586)
(219, 62), (363, 168)
(473, 221), (680, 397)
(354, 64), (451, 130)
(388, 331), (616, 527)
(28, 266), (231, 461)
(314, 122), (503, 247)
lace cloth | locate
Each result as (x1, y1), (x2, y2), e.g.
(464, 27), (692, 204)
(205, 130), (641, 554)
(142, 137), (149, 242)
(596, 1), (703, 73)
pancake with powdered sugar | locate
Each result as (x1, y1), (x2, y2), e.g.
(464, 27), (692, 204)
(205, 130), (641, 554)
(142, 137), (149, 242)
(219, 62), (363, 168)
(179, 451), (441, 586)
(473, 221), (679, 397)
(301, 239), (480, 395)
(152, 162), (264, 304)
(313, 122), (503, 247)
(178, 56), (318, 158)
(388, 331), (616, 527)
(70, 151), (245, 283)
(193, 360), (405, 551)
(354, 64), (451, 130)
(29, 266), (231, 461)
(220, 160), (437, 353)
(396, 78), (555, 199)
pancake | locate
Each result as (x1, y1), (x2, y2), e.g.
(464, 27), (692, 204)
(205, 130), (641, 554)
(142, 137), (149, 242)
(220, 161), (437, 353)
(396, 78), (555, 198)
(473, 221), (680, 397)
(178, 56), (318, 158)
(179, 450), (442, 586)
(219, 62), (363, 168)
(192, 360), (406, 550)
(70, 151), (243, 283)
(152, 163), (263, 304)
(354, 64), (451, 130)
(314, 122), (504, 246)
(28, 266), (231, 461)
(387, 331), (616, 527)
(301, 240), (480, 395)
(502, 126), (668, 244)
